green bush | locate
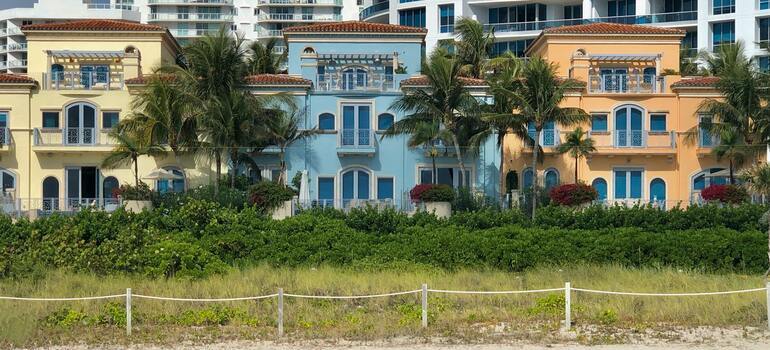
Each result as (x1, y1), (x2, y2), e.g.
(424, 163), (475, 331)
(114, 182), (153, 200)
(248, 181), (296, 211)
(154, 185), (249, 210)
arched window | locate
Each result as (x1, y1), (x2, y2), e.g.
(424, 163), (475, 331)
(65, 102), (97, 145)
(505, 170), (519, 192)
(692, 168), (728, 191)
(156, 167), (186, 194)
(302, 47), (315, 54)
(42, 176), (59, 212)
(522, 168), (534, 189)
(592, 178), (607, 201)
(544, 168), (559, 190)
(0, 168), (15, 192)
(614, 104), (644, 147)
(51, 64), (64, 82)
(643, 67), (656, 85)
(318, 113), (335, 130)
(103, 176), (119, 199)
(377, 113), (394, 131)
(341, 66), (367, 90)
(649, 178), (666, 206)
(341, 168), (370, 205)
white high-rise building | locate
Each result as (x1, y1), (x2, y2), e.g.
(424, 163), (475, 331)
(359, 0), (769, 68)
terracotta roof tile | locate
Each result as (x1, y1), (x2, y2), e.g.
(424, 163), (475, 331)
(284, 21), (427, 34)
(124, 74), (176, 85)
(401, 76), (488, 87)
(22, 19), (166, 32)
(244, 74), (312, 86)
(0, 73), (36, 84)
(543, 22), (685, 35)
(671, 76), (720, 88)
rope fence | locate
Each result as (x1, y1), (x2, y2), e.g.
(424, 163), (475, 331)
(1, 282), (768, 336)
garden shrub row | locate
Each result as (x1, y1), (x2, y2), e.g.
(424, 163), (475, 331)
(0, 199), (767, 279)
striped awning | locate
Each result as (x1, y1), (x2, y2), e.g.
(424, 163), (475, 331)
(589, 54), (660, 61)
(47, 50), (125, 59)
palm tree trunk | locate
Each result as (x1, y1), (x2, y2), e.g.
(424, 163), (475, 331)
(214, 152), (221, 196)
(766, 223), (770, 277)
(432, 154), (437, 185)
(729, 159), (734, 184)
(279, 148), (287, 185)
(531, 130), (541, 219)
(451, 134), (466, 188)
(230, 150), (239, 189)
(133, 155), (139, 187)
(574, 155), (579, 183)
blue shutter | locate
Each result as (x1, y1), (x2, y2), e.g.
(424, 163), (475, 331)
(630, 171), (642, 198)
(342, 171), (354, 200)
(318, 177), (334, 200)
(614, 170), (627, 199)
(377, 178), (394, 200)
(357, 171), (369, 199)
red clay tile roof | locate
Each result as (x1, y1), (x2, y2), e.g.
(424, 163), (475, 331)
(244, 74), (312, 86)
(22, 19), (166, 32)
(401, 76), (488, 87)
(543, 22), (685, 35)
(124, 74), (177, 85)
(0, 73), (36, 84)
(671, 76), (720, 88)
(283, 21), (427, 34)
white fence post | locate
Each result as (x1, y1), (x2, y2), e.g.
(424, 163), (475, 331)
(564, 282), (571, 331)
(125, 288), (132, 336)
(421, 283), (428, 328)
(766, 281), (770, 331)
(277, 288), (284, 337)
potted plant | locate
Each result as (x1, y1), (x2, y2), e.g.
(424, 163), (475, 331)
(410, 184), (455, 218)
(249, 181), (297, 220)
(115, 182), (154, 213)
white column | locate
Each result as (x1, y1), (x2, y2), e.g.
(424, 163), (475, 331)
(696, 0), (710, 51)
(583, 0), (596, 19)
(636, 0), (651, 16)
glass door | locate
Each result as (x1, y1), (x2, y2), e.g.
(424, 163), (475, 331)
(342, 169), (370, 207)
(341, 105), (371, 146)
(66, 167), (100, 209)
(615, 105), (643, 147)
(601, 68), (627, 92)
(66, 104), (96, 145)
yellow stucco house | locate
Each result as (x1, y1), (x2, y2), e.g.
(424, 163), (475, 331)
(0, 19), (212, 216)
(504, 22), (744, 207)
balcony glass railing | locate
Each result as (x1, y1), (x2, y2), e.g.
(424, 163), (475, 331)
(33, 128), (115, 147)
(485, 11), (697, 34)
(45, 72), (125, 90)
(588, 74), (662, 94)
(587, 130), (676, 149)
(148, 13), (233, 21)
(360, 1), (389, 20)
(259, 13), (342, 21)
(148, 0), (233, 4)
(168, 28), (221, 37)
(0, 43), (27, 53)
(259, 0), (342, 4)
(316, 73), (395, 92)
(87, 4), (139, 11)
(8, 60), (27, 68)
(0, 28), (23, 36)
(339, 129), (374, 148)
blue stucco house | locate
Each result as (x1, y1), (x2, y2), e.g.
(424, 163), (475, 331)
(246, 21), (501, 209)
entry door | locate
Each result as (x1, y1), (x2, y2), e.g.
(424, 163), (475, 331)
(66, 104), (96, 144)
(341, 105), (371, 146)
(614, 169), (642, 200)
(615, 106), (643, 147)
(601, 68), (627, 92)
(66, 167), (100, 207)
(342, 169), (370, 206)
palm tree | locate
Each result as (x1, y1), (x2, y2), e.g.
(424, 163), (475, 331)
(122, 73), (200, 156)
(497, 56), (589, 218)
(454, 17), (494, 79)
(557, 127), (596, 183)
(698, 41), (749, 76)
(384, 114), (454, 184)
(101, 130), (167, 187)
(391, 51), (481, 187)
(712, 130), (749, 184)
(679, 46), (700, 76)
(178, 27), (249, 99)
(739, 163), (770, 276)
(248, 38), (286, 75)
(262, 111), (319, 185)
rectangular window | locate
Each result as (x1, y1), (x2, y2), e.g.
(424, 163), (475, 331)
(591, 114), (608, 131)
(664, 0), (698, 12)
(608, 0), (635, 17)
(0, 112), (7, 128)
(760, 18), (770, 44)
(682, 31), (697, 54)
(419, 167), (470, 189)
(763, 0), (770, 10)
(317, 177), (334, 203)
(614, 169), (643, 199)
(650, 114), (667, 131)
(491, 39), (532, 57)
(760, 56), (770, 72)
(377, 177), (394, 200)
(102, 112), (119, 129)
(712, 0), (735, 15)
(699, 115), (716, 147)
(399, 7), (426, 28)
(564, 5), (582, 20)
(42, 111), (59, 128)
(439, 4), (454, 33)
(712, 21), (735, 49)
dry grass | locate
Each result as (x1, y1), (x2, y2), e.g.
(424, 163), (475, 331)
(0, 264), (767, 348)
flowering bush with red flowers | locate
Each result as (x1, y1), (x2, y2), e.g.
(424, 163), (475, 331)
(409, 184), (455, 202)
(700, 184), (748, 204)
(549, 183), (598, 206)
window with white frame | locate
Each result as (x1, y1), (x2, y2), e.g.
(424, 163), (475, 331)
(419, 166), (470, 189)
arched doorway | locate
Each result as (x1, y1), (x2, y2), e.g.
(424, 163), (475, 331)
(42, 176), (59, 212)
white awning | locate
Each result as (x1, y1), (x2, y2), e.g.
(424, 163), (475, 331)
(47, 50), (125, 59)
(589, 54), (660, 62)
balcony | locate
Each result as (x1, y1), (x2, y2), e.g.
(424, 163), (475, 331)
(168, 28), (222, 37)
(0, 127), (10, 149)
(0, 28), (23, 37)
(7, 60), (27, 69)
(337, 129), (376, 156)
(360, 1), (390, 20)
(0, 43), (27, 54)
(148, 13), (233, 21)
(259, 29), (284, 37)
(316, 73), (396, 92)
(87, 4), (139, 11)
(588, 74), (664, 94)
(485, 11), (697, 34)
(148, 0), (233, 5)
(259, 0), (343, 5)
(588, 130), (676, 156)
(0, 61), (6, 70)
(44, 72), (125, 91)
(33, 128), (115, 152)
(258, 13), (342, 21)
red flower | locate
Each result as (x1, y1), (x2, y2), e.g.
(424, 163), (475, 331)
(549, 183), (598, 206)
(700, 184), (748, 204)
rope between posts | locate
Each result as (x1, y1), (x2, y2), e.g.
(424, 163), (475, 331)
(0, 294), (126, 301)
(428, 287), (565, 295)
(572, 287), (768, 297)
(283, 289), (421, 299)
(131, 294), (279, 302)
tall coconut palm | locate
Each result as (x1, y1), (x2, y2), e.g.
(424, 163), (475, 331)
(122, 73), (200, 156)
(179, 27), (249, 99)
(712, 130), (749, 184)
(248, 38), (286, 74)
(391, 51), (480, 187)
(498, 56), (589, 218)
(384, 114), (454, 184)
(557, 127), (596, 183)
(262, 111), (318, 185)
(101, 130), (167, 187)
(739, 163), (770, 276)
(698, 41), (749, 76)
(454, 17), (494, 79)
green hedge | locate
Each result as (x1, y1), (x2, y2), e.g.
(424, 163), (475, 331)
(0, 200), (767, 279)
